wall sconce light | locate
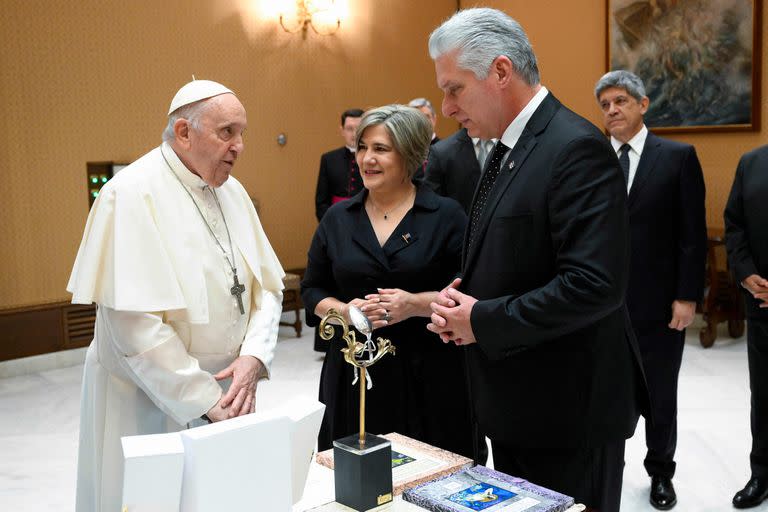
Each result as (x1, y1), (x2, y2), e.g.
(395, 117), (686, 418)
(279, 0), (341, 37)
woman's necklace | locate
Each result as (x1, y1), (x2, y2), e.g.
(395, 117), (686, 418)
(368, 187), (415, 220)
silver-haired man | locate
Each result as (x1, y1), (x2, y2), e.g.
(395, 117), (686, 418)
(426, 8), (646, 510)
(595, 69), (706, 510)
(408, 97), (440, 145)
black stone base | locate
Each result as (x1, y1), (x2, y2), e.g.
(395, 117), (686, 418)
(333, 433), (393, 511)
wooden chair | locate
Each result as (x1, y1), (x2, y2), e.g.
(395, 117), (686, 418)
(280, 272), (303, 337)
(699, 229), (745, 347)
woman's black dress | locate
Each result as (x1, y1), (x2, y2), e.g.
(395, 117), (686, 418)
(302, 184), (475, 458)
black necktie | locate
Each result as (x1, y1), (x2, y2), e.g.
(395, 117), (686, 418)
(618, 143), (631, 187)
(468, 141), (509, 253)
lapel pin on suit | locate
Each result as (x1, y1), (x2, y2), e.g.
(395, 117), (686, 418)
(402, 233), (412, 244)
(508, 160), (515, 169)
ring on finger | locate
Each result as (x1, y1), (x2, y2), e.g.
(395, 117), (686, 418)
(382, 311), (392, 322)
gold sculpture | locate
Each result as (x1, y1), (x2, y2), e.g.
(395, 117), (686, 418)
(320, 307), (396, 445)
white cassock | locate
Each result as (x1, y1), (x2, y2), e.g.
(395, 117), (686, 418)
(67, 142), (285, 512)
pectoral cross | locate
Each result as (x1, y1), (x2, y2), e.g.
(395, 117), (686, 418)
(230, 273), (246, 315)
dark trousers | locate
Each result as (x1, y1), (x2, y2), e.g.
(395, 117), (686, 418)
(747, 319), (768, 478)
(491, 438), (626, 512)
(636, 326), (685, 478)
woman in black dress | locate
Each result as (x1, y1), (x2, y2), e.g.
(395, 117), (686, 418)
(301, 104), (475, 458)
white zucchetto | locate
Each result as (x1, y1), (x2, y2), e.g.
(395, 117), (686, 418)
(167, 79), (234, 115)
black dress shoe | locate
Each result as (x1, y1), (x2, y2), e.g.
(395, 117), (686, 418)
(650, 475), (677, 510)
(733, 477), (768, 509)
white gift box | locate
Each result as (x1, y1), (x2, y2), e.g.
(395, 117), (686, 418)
(121, 432), (185, 512)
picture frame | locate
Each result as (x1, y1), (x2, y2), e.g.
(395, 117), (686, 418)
(606, 0), (762, 133)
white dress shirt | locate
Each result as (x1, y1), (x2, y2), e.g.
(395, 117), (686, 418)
(471, 137), (497, 171)
(498, 86), (550, 155)
(611, 124), (648, 192)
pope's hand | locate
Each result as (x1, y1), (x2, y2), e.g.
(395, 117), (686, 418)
(214, 355), (265, 418)
(206, 400), (230, 422)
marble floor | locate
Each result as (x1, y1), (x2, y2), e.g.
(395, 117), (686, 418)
(0, 314), (765, 511)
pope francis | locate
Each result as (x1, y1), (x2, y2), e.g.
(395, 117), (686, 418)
(67, 79), (285, 511)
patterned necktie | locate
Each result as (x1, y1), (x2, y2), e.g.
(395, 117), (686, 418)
(468, 141), (509, 253)
(618, 143), (631, 188)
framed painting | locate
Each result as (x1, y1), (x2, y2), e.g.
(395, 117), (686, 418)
(607, 0), (762, 132)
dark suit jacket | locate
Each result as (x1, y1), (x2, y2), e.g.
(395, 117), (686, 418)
(423, 129), (481, 213)
(625, 132), (707, 330)
(315, 146), (362, 221)
(725, 145), (768, 321)
(461, 93), (645, 452)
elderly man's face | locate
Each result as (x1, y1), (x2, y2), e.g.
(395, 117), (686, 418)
(598, 86), (648, 143)
(185, 94), (247, 187)
(435, 51), (501, 139)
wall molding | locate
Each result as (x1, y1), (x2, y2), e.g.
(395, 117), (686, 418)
(0, 302), (94, 362)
